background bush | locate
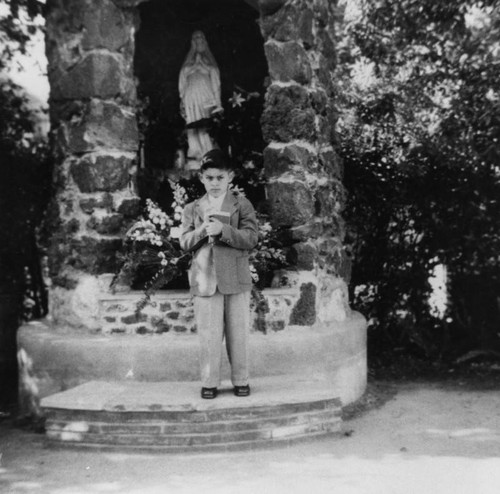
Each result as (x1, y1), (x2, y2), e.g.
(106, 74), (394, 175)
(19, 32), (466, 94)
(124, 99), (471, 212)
(336, 0), (500, 363)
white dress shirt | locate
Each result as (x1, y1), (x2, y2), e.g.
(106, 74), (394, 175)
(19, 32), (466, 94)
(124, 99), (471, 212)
(207, 191), (226, 211)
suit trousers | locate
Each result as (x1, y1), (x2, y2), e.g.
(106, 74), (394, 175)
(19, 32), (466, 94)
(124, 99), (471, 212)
(194, 290), (251, 388)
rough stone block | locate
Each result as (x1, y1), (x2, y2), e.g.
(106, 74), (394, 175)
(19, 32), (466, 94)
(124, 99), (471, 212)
(317, 276), (350, 323)
(47, 218), (81, 280)
(117, 197), (141, 218)
(320, 214), (345, 243)
(290, 222), (324, 241)
(263, 144), (315, 177)
(312, 0), (331, 27)
(151, 317), (170, 334)
(67, 236), (122, 274)
(121, 313), (147, 324)
(267, 181), (314, 226)
(105, 303), (128, 313)
(318, 29), (336, 70)
(319, 149), (343, 179)
(316, 54), (335, 94)
(317, 237), (342, 258)
(51, 52), (126, 100)
(335, 248), (352, 283)
(261, 2), (313, 46)
(269, 320), (285, 331)
(265, 41), (312, 84)
(87, 213), (125, 235)
(81, 0), (133, 51)
(71, 155), (132, 193)
(317, 236), (347, 273)
(110, 327), (126, 334)
(309, 89), (328, 115)
(79, 193), (113, 214)
(288, 242), (317, 271)
(65, 100), (139, 153)
(289, 282), (317, 326)
(45, 0), (87, 68)
(299, 8), (315, 48)
(315, 184), (337, 216)
(262, 85), (316, 143)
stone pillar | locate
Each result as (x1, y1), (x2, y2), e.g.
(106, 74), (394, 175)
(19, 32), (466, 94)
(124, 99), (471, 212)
(260, 0), (350, 324)
(45, 0), (141, 328)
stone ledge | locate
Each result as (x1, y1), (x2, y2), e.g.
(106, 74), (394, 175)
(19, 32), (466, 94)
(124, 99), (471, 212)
(41, 375), (342, 451)
(18, 313), (367, 417)
(41, 375), (341, 411)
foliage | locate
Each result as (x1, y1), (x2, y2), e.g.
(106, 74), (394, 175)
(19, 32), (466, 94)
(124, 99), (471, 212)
(0, 0), (44, 71)
(336, 0), (500, 360)
(0, 0), (50, 405)
(112, 190), (191, 310)
(0, 0), (50, 315)
(0, 78), (51, 315)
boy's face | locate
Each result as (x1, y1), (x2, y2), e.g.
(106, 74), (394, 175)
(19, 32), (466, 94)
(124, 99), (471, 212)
(200, 167), (233, 198)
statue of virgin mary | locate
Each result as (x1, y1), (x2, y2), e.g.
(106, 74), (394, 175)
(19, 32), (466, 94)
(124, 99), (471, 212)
(179, 31), (222, 168)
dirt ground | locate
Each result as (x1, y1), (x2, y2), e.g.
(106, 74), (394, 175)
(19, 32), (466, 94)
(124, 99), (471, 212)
(1, 376), (500, 494)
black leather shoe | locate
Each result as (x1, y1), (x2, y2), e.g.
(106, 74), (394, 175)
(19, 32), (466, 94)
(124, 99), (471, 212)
(234, 385), (250, 397)
(201, 387), (218, 399)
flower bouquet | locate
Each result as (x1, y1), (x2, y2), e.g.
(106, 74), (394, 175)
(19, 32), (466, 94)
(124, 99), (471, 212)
(112, 184), (191, 310)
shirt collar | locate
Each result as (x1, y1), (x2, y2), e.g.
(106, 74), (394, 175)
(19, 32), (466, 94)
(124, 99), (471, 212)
(207, 192), (227, 210)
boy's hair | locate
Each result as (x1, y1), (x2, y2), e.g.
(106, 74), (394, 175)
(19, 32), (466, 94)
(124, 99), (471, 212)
(200, 149), (232, 172)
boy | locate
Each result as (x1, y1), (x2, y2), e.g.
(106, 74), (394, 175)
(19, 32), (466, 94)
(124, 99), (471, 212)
(180, 149), (258, 399)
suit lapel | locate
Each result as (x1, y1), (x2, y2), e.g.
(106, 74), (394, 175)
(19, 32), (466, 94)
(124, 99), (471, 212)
(221, 192), (239, 216)
(194, 192), (238, 223)
(194, 194), (209, 223)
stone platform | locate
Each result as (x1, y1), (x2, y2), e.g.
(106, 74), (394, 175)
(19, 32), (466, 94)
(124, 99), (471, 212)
(18, 312), (367, 418)
(41, 376), (342, 452)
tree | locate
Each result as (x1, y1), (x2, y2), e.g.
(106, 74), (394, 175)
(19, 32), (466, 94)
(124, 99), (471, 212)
(335, 0), (500, 361)
(0, 0), (50, 407)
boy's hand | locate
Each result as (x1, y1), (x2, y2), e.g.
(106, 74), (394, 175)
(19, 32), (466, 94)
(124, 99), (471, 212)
(200, 207), (215, 236)
(203, 207), (215, 222)
(205, 217), (223, 236)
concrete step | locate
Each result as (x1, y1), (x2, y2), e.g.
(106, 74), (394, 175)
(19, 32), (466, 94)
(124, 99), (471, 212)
(41, 375), (342, 452)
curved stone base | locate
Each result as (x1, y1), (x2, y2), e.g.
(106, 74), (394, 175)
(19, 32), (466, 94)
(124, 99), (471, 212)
(42, 376), (342, 452)
(17, 313), (367, 417)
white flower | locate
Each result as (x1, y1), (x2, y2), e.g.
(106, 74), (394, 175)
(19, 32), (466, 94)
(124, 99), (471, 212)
(170, 227), (182, 239)
(249, 264), (259, 282)
(465, 4), (492, 32)
(230, 91), (245, 108)
(486, 88), (498, 102)
(243, 160), (255, 170)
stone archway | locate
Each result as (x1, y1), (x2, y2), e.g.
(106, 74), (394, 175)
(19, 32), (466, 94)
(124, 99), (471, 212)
(43, 0), (350, 327)
(18, 0), (366, 423)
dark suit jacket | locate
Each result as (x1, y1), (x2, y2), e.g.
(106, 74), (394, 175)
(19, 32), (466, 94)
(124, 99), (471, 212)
(180, 192), (259, 296)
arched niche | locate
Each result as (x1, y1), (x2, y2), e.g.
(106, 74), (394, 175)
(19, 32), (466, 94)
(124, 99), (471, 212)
(134, 0), (269, 209)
